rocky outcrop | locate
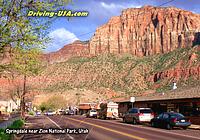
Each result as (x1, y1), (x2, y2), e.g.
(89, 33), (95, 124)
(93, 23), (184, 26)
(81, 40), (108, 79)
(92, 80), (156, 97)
(148, 46), (200, 84)
(42, 6), (200, 63)
(43, 40), (89, 63)
(89, 5), (200, 56)
(149, 65), (200, 83)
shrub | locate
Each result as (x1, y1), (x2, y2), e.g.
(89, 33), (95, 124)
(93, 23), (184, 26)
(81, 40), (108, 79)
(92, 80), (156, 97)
(0, 119), (24, 140)
(0, 128), (10, 140)
(8, 119), (24, 129)
(28, 111), (34, 116)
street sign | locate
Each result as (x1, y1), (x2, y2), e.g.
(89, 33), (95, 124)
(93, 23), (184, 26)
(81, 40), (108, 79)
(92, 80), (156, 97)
(130, 97), (135, 103)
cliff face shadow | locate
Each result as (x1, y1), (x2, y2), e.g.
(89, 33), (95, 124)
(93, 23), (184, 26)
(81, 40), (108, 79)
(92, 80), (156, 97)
(152, 17), (159, 28)
(193, 32), (200, 46)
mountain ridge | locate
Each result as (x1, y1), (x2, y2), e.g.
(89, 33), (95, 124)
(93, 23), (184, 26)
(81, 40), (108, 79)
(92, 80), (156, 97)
(1, 6), (200, 104)
(43, 5), (200, 64)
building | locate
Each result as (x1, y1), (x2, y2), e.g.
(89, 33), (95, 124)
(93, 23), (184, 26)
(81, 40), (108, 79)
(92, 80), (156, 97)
(115, 87), (200, 124)
(0, 100), (19, 113)
(78, 103), (97, 115)
(0, 102), (7, 112)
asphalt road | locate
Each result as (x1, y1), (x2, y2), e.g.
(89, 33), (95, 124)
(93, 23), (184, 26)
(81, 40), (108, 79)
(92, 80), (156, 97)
(23, 115), (200, 140)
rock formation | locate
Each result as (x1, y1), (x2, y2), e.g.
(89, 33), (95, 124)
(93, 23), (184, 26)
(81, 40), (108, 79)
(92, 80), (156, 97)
(89, 5), (200, 56)
(1, 6), (200, 101)
(43, 40), (89, 63)
(42, 6), (200, 63)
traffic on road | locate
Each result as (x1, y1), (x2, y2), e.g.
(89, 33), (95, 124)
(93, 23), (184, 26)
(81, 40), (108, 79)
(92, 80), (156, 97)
(22, 114), (200, 140)
(2, 101), (199, 140)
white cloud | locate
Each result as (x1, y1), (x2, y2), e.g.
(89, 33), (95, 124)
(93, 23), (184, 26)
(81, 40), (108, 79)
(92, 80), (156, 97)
(46, 28), (78, 52)
(193, 9), (200, 14)
(100, 2), (141, 11)
(101, 2), (124, 9)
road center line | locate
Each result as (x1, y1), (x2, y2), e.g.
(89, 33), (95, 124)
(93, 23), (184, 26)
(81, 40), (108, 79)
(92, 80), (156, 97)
(46, 116), (75, 140)
(79, 117), (200, 140)
(108, 120), (200, 140)
(66, 117), (146, 140)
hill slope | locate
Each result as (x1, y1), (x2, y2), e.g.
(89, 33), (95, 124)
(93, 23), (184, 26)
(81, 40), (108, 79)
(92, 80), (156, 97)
(33, 46), (200, 97)
(1, 6), (200, 105)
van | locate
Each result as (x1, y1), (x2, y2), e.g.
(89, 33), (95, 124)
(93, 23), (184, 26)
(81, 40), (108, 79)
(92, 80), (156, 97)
(97, 102), (118, 119)
(123, 108), (154, 124)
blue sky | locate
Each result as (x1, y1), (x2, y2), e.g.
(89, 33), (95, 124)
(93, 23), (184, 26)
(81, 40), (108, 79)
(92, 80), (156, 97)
(46, 0), (200, 52)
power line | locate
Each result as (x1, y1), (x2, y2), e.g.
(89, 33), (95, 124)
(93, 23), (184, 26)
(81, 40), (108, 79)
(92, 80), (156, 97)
(62, 0), (176, 42)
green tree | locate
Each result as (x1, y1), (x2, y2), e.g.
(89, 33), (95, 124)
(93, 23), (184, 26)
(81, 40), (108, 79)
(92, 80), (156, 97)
(42, 95), (68, 110)
(48, 95), (68, 110)
(0, 0), (72, 48)
(10, 47), (42, 117)
(0, 0), (72, 118)
(39, 102), (48, 112)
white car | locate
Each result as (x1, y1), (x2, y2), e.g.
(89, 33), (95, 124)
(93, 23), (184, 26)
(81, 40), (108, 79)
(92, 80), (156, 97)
(123, 108), (154, 124)
(57, 110), (65, 115)
(36, 111), (41, 116)
(87, 110), (97, 118)
(46, 111), (54, 116)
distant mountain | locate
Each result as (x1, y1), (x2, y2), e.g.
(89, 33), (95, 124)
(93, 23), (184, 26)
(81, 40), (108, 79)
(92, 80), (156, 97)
(1, 6), (200, 104)
(42, 40), (89, 63)
(44, 6), (200, 63)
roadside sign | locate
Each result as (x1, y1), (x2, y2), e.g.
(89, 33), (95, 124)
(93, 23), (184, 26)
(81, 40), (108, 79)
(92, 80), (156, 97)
(130, 97), (135, 103)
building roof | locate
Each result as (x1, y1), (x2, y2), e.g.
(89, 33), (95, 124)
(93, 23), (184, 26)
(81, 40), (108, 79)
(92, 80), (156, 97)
(115, 86), (200, 103)
(0, 101), (8, 107)
(79, 104), (91, 110)
(79, 102), (97, 110)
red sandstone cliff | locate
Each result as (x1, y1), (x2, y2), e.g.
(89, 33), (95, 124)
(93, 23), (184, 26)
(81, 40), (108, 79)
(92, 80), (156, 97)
(148, 46), (200, 85)
(1, 6), (200, 100)
(42, 6), (200, 63)
(89, 5), (200, 56)
(43, 40), (89, 63)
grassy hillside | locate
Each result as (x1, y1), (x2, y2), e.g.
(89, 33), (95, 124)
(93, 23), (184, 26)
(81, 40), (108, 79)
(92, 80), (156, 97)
(36, 46), (200, 97)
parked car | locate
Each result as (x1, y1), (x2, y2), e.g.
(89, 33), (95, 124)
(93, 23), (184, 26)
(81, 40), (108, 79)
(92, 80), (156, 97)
(123, 108), (154, 124)
(46, 110), (54, 116)
(0, 114), (10, 121)
(66, 110), (74, 115)
(57, 109), (65, 115)
(86, 110), (97, 118)
(36, 111), (41, 116)
(150, 112), (191, 130)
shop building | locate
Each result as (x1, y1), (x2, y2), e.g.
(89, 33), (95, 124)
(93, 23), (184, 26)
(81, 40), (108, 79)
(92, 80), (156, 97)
(116, 87), (200, 124)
